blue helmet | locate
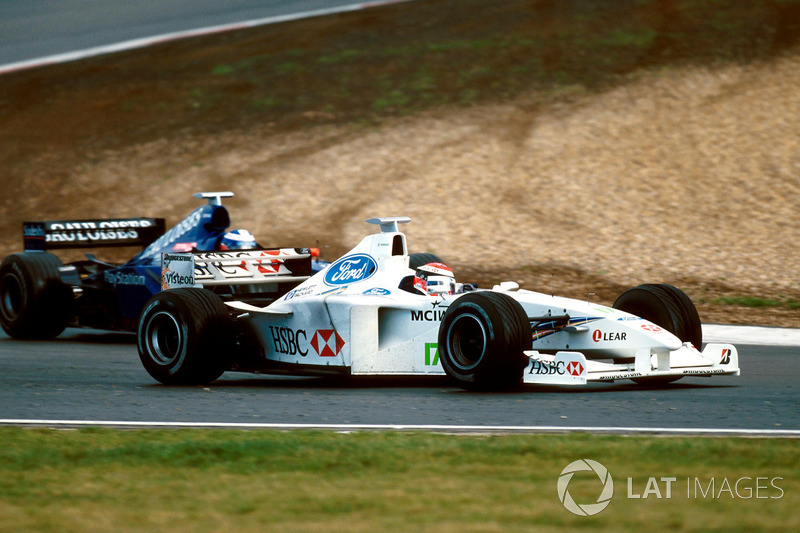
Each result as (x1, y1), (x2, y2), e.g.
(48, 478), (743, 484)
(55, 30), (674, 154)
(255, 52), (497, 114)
(219, 229), (257, 250)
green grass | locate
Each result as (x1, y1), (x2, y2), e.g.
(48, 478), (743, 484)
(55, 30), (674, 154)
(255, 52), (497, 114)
(155, 0), (800, 131)
(711, 296), (800, 309)
(0, 428), (797, 532)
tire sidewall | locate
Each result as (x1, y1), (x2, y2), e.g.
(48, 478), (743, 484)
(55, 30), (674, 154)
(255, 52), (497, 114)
(0, 253), (70, 339)
(138, 295), (192, 382)
(439, 299), (497, 381)
(438, 292), (528, 390)
(613, 284), (702, 348)
(0, 257), (31, 333)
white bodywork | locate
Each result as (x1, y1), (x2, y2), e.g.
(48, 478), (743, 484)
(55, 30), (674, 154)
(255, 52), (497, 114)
(163, 217), (740, 386)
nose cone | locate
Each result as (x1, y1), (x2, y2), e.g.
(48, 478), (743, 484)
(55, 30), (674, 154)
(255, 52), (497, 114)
(640, 322), (683, 351)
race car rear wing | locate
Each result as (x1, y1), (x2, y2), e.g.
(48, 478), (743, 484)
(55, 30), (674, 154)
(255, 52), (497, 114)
(161, 249), (312, 289)
(23, 218), (166, 251)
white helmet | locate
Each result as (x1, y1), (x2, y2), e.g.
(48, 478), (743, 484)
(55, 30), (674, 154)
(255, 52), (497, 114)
(413, 262), (456, 296)
(219, 229), (257, 250)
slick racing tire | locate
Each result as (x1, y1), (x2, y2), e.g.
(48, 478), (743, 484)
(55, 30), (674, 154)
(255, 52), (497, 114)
(613, 284), (702, 385)
(138, 288), (231, 385)
(0, 252), (72, 339)
(409, 253), (443, 270)
(438, 292), (530, 391)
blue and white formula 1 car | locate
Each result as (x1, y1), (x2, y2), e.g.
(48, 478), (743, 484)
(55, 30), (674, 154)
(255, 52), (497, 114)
(137, 217), (740, 389)
(0, 192), (320, 339)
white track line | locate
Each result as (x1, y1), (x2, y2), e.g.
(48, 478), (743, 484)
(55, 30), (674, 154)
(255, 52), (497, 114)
(1, 419), (798, 437)
(0, 0), (416, 75)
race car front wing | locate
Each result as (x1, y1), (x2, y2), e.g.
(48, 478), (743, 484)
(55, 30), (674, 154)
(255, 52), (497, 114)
(523, 343), (740, 385)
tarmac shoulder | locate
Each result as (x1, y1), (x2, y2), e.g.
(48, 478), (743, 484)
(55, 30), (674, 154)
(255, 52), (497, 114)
(703, 324), (800, 346)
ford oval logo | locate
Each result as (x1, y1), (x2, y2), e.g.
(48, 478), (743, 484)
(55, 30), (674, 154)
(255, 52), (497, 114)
(363, 287), (391, 296)
(323, 254), (378, 286)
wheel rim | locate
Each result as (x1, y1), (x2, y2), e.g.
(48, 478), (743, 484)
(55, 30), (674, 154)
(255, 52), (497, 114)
(144, 311), (183, 366)
(0, 274), (22, 322)
(446, 313), (487, 371)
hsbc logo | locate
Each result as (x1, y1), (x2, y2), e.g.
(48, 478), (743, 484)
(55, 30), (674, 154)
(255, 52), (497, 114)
(566, 361), (584, 376)
(310, 329), (346, 357)
(641, 324), (663, 332)
(530, 360), (566, 375)
(530, 359), (585, 377)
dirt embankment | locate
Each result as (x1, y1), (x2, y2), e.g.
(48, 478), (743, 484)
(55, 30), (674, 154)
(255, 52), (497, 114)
(1, 0), (798, 327)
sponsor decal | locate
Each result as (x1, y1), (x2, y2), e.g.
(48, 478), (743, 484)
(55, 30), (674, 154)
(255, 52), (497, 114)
(681, 368), (729, 375)
(41, 219), (156, 244)
(104, 271), (146, 286)
(598, 372), (642, 381)
(161, 253), (195, 289)
(284, 285), (316, 301)
(617, 316), (643, 321)
(23, 224), (46, 238)
(163, 253), (193, 262)
(530, 360), (566, 375)
(411, 309), (446, 322)
(47, 219), (155, 230)
(592, 330), (627, 342)
(363, 287), (391, 296)
(310, 329), (345, 357)
(411, 300), (448, 322)
(46, 229), (140, 243)
(161, 270), (194, 288)
(424, 342), (439, 366)
(566, 361), (584, 376)
(641, 324), (663, 332)
(269, 327), (308, 356)
(141, 210), (202, 259)
(323, 254), (377, 286)
(720, 348), (732, 364)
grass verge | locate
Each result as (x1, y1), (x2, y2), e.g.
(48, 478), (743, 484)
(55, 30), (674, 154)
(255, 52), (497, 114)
(711, 296), (800, 310)
(0, 428), (796, 532)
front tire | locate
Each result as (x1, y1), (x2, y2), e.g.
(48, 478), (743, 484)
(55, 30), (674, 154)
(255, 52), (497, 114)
(138, 288), (231, 385)
(613, 284), (702, 348)
(613, 283), (702, 385)
(438, 292), (530, 391)
(0, 252), (72, 339)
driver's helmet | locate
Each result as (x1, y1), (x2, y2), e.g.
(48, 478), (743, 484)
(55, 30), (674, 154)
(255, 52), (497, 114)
(218, 229), (257, 250)
(413, 262), (456, 296)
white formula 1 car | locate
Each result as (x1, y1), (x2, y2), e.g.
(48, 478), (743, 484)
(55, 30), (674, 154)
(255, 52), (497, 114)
(137, 217), (740, 390)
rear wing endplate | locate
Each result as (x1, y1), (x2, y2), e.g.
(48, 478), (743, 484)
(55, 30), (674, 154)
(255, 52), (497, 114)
(23, 218), (166, 251)
(161, 249), (312, 289)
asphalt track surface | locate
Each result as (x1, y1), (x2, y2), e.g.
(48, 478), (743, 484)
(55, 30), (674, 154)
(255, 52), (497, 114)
(0, 0), (414, 71)
(2, 2), (798, 435)
(1, 328), (798, 434)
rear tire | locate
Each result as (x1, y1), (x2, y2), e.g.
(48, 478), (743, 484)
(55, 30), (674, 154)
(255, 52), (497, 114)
(438, 292), (530, 391)
(409, 253), (443, 270)
(613, 283), (702, 385)
(138, 288), (231, 385)
(0, 252), (72, 339)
